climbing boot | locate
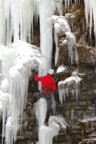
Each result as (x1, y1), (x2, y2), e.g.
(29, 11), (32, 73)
(44, 121), (49, 126)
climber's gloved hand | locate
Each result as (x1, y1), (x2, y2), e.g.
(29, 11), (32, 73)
(32, 69), (38, 75)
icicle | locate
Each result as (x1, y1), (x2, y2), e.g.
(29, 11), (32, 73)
(0, 101), (3, 118)
(54, 0), (63, 15)
(84, 0), (96, 41)
(58, 73), (82, 104)
(58, 81), (64, 104)
(52, 94), (56, 115)
(71, 108), (74, 120)
(66, 31), (76, 64)
(62, 87), (66, 102)
(92, 0), (96, 40)
(5, 117), (14, 144)
(54, 30), (59, 65)
(75, 45), (79, 65)
(0, 91), (10, 140)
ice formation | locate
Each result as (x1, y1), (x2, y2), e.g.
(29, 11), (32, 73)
(35, 98), (47, 127)
(81, 116), (96, 123)
(58, 71), (82, 104)
(38, 0), (53, 75)
(0, 1), (67, 144)
(5, 117), (14, 144)
(63, 31), (78, 64)
(53, 0), (63, 15)
(34, 93), (68, 144)
(39, 122), (59, 144)
(65, 0), (96, 41)
(38, 115), (68, 144)
(0, 0), (53, 75)
(84, 0), (96, 40)
(51, 15), (70, 65)
(51, 14), (78, 65)
(56, 65), (66, 73)
(0, 101), (3, 118)
(0, 0), (39, 45)
(0, 41), (42, 144)
(0, 1), (95, 144)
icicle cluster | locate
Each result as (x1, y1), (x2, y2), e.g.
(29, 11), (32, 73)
(0, 0), (39, 45)
(51, 14), (78, 65)
(0, 40), (42, 144)
(62, 31), (78, 64)
(0, 0), (55, 76)
(84, 0), (96, 40)
(64, 0), (80, 7)
(58, 71), (82, 104)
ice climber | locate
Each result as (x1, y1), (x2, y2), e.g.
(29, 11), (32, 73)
(32, 69), (56, 126)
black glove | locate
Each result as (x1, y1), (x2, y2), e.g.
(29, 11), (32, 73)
(32, 69), (38, 74)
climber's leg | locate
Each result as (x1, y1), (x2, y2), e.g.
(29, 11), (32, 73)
(44, 109), (52, 126)
(44, 94), (52, 126)
(31, 92), (41, 107)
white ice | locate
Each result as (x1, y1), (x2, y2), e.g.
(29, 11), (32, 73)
(38, 114), (67, 144)
(51, 14), (78, 65)
(0, 40), (42, 144)
(52, 0), (63, 15)
(38, 0), (53, 76)
(1, 79), (9, 93)
(81, 116), (96, 123)
(84, 0), (96, 40)
(51, 15), (71, 65)
(0, 1), (92, 144)
(58, 71), (82, 103)
(34, 91), (68, 144)
(5, 117), (14, 144)
(0, 91), (10, 139)
(35, 98), (47, 127)
(56, 65), (66, 73)
(63, 31), (78, 64)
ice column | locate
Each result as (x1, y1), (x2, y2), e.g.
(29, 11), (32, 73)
(38, 0), (53, 75)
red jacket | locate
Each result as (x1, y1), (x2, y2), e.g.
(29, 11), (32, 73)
(34, 74), (56, 92)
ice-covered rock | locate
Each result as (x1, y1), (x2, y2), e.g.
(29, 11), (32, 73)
(58, 70), (82, 104)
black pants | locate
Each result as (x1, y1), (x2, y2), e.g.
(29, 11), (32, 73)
(44, 109), (52, 123)
(32, 92), (53, 123)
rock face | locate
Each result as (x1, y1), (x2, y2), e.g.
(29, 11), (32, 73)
(13, 1), (96, 144)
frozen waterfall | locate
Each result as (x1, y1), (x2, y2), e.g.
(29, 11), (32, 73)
(0, 40), (42, 144)
(0, 0), (96, 144)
